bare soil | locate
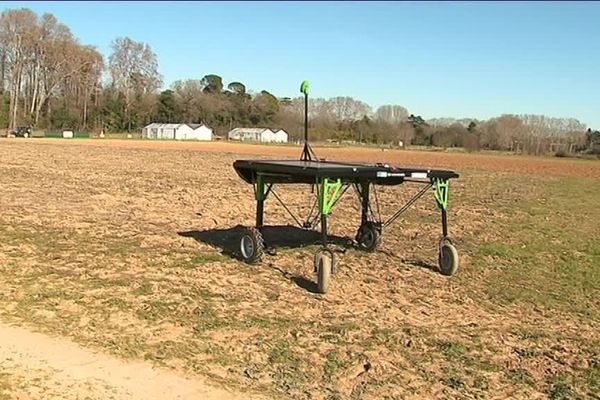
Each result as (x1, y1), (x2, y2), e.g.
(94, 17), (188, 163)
(19, 138), (600, 178)
(0, 322), (267, 400)
(0, 138), (598, 399)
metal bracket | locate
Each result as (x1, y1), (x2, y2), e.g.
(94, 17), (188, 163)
(319, 178), (343, 215)
(254, 175), (272, 201)
(432, 178), (450, 210)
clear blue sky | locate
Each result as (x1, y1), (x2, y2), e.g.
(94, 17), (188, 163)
(3, 1), (599, 127)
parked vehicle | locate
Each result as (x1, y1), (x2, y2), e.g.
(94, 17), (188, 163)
(9, 126), (32, 138)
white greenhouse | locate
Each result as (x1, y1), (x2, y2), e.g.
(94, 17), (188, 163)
(142, 123), (213, 141)
(227, 128), (288, 143)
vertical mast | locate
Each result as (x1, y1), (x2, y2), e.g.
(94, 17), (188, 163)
(300, 80), (317, 161)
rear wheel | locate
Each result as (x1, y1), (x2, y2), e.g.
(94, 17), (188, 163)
(355, 222), (382, 252)
(239, 226), (264, 264)
(439, 242), (459, 276)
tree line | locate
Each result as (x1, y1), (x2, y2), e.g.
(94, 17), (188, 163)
(1, 8), (597, 155)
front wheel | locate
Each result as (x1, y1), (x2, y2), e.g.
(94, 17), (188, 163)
(439, 242), (459, 276)
(315, 251), (333, 294)
(313, 248), (337, 274)
(239, 226), (264, 264)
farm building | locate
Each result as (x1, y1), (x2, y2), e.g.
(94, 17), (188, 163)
(142, 123), (213, 141)
(227, 128), (288, 143)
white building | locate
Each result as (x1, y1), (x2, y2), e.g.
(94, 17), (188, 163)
(227, 128), (288, 143)
(142, 123), (213, 141)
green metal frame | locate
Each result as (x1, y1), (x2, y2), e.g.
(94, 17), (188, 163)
(254, 175), (269, 201)
(432, 178), (450, 210)
(319, 178), (343, 215)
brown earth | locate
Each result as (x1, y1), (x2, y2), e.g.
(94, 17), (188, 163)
(0, 322), (268, 400)
(15, 137), (600, 178)
(0, 139), (598, 399)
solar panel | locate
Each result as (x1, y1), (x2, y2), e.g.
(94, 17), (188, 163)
(233, 159), (458, 184)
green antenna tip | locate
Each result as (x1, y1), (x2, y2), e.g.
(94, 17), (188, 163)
(300, 80), (309, 95)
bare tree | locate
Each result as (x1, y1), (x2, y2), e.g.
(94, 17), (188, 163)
(32, 20), (86, 126)
(0, 9), (105, 130)
(109, 37), (162, 131)
(397, 122), (415, 145)
(74, 45), (103, 128)
(480, 115), (528, 151)
(374, 104), (409, 124)
(0, 8), (36, 128)
(324, 96), (372, 122)
(172, 79), (204, 122)
(518, 114), (586, 135)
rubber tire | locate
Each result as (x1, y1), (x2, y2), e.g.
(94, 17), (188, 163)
(316, 252), (333, 294)
(439, 243), (459, 276)
(313, 248), (337, 274)
(355, 222), (382, 252)
(239, 226), (264, 264)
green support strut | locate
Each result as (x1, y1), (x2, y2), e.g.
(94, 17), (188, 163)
(254, 175), (268, 201)
(254, 175), (269, 228)
(433, 178), (450, 211)
(319, 178), (343, 215)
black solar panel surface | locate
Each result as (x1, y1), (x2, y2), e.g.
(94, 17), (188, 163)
(233, 159), (459, 184)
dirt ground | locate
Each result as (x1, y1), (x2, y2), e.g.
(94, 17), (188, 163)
(22, 138), (600, 178)
(0, 322), (266, 400)
(0, 139), (598, 399)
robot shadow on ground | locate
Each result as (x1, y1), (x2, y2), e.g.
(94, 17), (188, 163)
(178, 224), (351, 261)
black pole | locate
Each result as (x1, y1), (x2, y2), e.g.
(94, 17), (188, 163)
(321, 213), (328, 247)
(360, 182), (370, 225)
(301, 92), (311, 161)
(300, 80), (315, 161)
(256, 199), (264, 228)
(441, 208), (448, 238)
(304, 92), (308, 146)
